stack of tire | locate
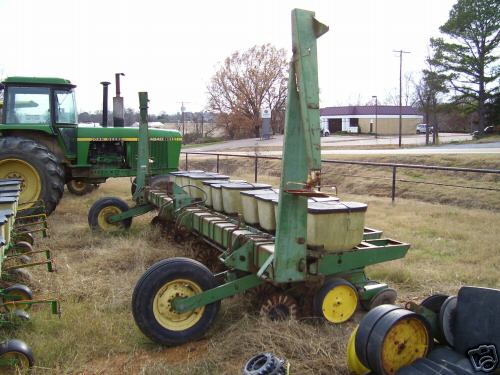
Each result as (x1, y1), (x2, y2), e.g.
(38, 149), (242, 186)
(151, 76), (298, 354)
(347, 286), (500, 374)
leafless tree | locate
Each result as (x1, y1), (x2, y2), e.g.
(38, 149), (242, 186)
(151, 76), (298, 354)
(207, 44), (288, 139)
(384, 72), (416, 106)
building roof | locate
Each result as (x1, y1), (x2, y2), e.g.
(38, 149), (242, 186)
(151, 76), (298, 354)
(320, 105), (420, 117)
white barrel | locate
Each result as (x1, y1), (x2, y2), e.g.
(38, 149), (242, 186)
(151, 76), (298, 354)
(240, 189), (278, 224)
(221, 182), (272, 215)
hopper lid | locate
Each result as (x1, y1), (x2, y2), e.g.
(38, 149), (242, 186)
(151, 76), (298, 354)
(308, 201), (367, 214)
(240, 188), (278, 197)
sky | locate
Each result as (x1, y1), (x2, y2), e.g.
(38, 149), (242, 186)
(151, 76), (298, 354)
(0, 0), (456, 114)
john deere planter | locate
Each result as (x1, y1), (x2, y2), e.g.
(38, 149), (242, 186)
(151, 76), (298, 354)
(0, 178), (60, 372)
(89, 9), (410, 346)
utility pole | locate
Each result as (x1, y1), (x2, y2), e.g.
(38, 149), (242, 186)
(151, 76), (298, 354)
(372, 95), (378, 139)
(176, 101), (191, 137)
(393, 49), (410, 148)
(181, 102), (186, 137)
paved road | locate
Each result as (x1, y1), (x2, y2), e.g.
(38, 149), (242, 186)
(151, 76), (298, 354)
(188, 133), (473, 152)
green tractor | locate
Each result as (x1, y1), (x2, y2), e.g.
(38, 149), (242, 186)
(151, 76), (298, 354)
(0, 76), (182, 215)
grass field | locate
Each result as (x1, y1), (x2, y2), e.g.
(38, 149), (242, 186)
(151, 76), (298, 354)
(4, 169), (500, 374)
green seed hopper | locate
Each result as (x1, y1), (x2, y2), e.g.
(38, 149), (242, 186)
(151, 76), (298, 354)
(88, 9), (410, 346)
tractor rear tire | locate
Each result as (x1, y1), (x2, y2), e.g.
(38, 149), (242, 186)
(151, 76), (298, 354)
(0, 137), (64, 215)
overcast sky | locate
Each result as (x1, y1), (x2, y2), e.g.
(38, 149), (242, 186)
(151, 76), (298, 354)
(1, 0), (456, 114)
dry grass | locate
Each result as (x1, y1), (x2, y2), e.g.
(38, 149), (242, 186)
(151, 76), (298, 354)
(2, 171), (500, 374)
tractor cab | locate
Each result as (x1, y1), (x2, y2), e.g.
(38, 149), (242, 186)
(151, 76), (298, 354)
(1, 77), (79, 155)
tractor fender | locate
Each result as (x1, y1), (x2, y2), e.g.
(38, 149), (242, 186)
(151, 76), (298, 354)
(0, 130), (69, 165)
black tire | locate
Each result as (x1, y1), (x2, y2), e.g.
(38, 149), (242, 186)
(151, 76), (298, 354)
(355, 304), (401, 368)
(0, 137), (64, 215)
(132, 257), (220, 346)
(313, 278), (358, 323)
(5, 309), (31, 322)
(0, 339), (34, 371)
(2, 284), (33, 312)
(365, 309), (432, 374)
(88, 197), (132, 232)
(4, 268), (34, 284)
(14, 233), (34, 246)
(420, 294), (449, 314)
(243, 352), (287, 375)
(6, 241), (33, 256)
(367, 288), (397, 310)
(439, 296), (457, 348)
(66, 180), (94, 196)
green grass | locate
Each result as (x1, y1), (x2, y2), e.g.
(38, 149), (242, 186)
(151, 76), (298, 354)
(3, 176), (500, 374)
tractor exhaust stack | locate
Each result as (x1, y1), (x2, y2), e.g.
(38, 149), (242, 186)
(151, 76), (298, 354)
(100, 81), (111, 127)
(113, 73), (125, 127)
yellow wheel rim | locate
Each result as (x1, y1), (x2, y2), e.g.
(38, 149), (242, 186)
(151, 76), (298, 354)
(347, 326), (370, 375)
(153, 279), (205, 331)
(0, 351), (30, 374)
(381, 317), (430, 374)
(4, 291), (31, 312)
(322, 284), (358, 323)
(69, 180), (88, 192)
(97, 206), (124, 232)
(0, 159), (41, 210)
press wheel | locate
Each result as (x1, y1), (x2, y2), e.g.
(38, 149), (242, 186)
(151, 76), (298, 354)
(347, 326), (370, 375)
(0, 339), (34, 374)
(356, 305), (431, 375)
(313, 279), (358, 323)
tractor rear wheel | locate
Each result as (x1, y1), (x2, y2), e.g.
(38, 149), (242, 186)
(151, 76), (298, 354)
(67, 180), (94, 196)
(132, 257), (220, 346)
(0, 137), (64, 215)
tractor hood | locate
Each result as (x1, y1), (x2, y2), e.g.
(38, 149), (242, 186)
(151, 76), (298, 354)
(77, 125), (182, 142)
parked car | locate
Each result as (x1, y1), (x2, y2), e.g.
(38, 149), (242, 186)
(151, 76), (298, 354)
(416, 124), (433, 134)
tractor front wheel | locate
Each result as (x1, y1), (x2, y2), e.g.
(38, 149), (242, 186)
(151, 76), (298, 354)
(132, 257), (220, 346)
(88, 197), (132, 232)
(0, 339), (34, 373)
(0, 137), (64, 215)
(67, 180), (94, 196)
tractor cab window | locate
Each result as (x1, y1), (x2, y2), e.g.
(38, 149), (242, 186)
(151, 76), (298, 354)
(6, 87), (51, 124)
(55, 89), (77, 124)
